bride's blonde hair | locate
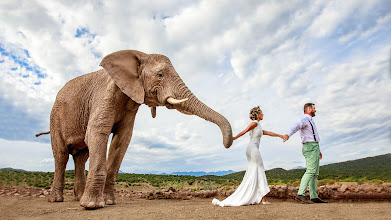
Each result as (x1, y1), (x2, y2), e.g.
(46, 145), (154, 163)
(249, 106), (262, 120)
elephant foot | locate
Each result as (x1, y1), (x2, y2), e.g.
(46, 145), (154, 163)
(104, 192), (117, 205)
(74, 187), (85, 201)
(48, 191), (64, 202)
(80, 194), (105, 210)
(74, 193), (83, 201)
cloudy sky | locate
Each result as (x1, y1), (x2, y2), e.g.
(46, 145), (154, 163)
(0, 0), (390, 174)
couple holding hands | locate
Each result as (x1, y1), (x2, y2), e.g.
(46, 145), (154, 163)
(212, 103), (328, 207)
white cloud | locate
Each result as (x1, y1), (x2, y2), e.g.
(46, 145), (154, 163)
(40, 158), (54, 163)
(309, 0), (359, 38)
(360, 14), (391, 39)
(0, 138), (54, 171)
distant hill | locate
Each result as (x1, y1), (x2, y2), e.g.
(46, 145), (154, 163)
(0, 167), (27, 172)
(169, 170), (236, 177)
(222, 154), (391, 182)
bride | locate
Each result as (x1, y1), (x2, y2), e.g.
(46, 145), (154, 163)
(212, 106), (284, 206)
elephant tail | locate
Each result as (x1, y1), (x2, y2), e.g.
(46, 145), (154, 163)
(36, 131), (50, 137)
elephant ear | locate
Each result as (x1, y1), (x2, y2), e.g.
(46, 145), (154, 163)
(100, 50), (147, 104)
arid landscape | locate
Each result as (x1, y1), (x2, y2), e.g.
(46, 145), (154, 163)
(1, 186), (391, 220)
(1, 154), (391, 219)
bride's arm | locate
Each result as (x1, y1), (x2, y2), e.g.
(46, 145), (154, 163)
(263, 130), (284, 139)
(233, 122), (257, 140)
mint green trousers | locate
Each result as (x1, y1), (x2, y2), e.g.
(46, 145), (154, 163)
(298, 142), (320, 199)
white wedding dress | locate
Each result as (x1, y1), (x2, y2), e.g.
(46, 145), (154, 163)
(212, 120), (270, 207)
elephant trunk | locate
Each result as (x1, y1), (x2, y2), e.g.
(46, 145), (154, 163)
(172, 81), (233, 148)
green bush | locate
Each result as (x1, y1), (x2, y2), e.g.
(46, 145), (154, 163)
(1, 154), (390, 191)
(317, 178), (335, 186)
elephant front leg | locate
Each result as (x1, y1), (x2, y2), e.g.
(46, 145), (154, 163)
(103, 131), (133, 205)
(80, 132), (110, 209)
(104, 109), (138, 205)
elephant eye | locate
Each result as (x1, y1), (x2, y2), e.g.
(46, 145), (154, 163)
(157, 72), (164, 78)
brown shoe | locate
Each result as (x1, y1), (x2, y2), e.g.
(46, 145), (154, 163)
(295, 195), (314, 204)
(311, 198), (328, 203)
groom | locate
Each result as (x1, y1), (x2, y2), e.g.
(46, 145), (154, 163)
(282, 103), (327, 204)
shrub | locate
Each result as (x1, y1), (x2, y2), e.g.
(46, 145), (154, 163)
(317, 178), (335, 186)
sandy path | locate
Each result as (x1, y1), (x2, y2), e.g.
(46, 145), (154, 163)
(1, 194), (390, 220)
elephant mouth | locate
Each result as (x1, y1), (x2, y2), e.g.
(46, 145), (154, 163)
(146, 86), (164, 107)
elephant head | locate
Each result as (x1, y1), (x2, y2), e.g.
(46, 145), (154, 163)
(100, 50), (233, 148)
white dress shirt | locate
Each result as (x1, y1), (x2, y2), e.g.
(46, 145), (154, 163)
(287, 114), (320, 144)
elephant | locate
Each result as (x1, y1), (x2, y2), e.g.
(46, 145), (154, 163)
(36, 50), (233, 209)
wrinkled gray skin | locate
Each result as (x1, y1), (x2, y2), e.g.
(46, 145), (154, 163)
(47, 50), (233, 209)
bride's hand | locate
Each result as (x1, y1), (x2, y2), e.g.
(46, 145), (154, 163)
(281, 134), (289, 142)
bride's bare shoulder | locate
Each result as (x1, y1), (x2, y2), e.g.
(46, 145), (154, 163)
(248, 121), (258, 129)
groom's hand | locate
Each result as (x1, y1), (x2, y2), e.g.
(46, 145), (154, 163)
(319, 152), (322, 159)
(282, 134), (289, 142)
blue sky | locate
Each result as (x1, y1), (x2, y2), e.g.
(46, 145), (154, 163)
(0, 0), (390, 174)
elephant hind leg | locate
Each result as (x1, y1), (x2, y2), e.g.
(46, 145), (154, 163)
(72, 148), (89, 201)
(48, 133), (69, 202)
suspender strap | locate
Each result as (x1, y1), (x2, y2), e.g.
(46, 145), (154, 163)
(308, 119), (317, 142)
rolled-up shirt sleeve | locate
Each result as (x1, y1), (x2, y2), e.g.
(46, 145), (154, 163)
(287, 118), (304, 137)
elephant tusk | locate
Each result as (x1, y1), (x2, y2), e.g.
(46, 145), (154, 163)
(167, 97), (188, 105)
(151, 107), (156, 118)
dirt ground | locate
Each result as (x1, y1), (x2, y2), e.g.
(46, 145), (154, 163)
(1, 193), (391, 220)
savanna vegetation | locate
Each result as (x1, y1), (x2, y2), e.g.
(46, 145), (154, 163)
(1, 154), (390, 191)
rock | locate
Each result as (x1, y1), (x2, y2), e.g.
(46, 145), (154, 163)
(361, 184), (374, 193)
(340, 182), (358, 187)
(331, 183), (341, 190)
(203, 191), (217, 198)
(167, 187), (176, 193)
(277, 188), (287, 199)
(287, 186), (298, 198)
(331, 192), (344, 200)
(338, 184), (348, 192)
(383, 183), (391, 187)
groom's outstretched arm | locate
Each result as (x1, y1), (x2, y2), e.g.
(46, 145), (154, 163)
(283, 118), (304, 142)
